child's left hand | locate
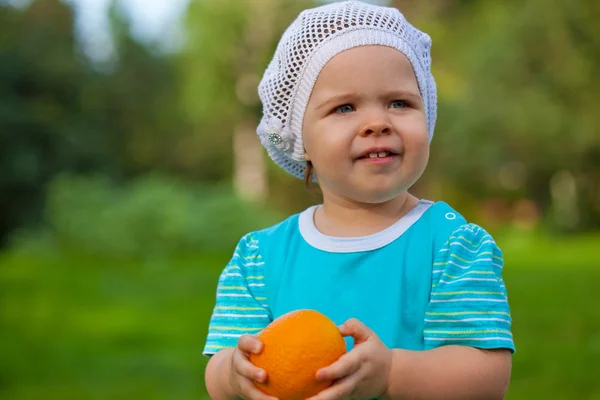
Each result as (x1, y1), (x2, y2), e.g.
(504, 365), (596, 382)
(307, 318), (393, 400)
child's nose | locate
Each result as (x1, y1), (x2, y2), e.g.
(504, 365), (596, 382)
(359, 118), (392, 137)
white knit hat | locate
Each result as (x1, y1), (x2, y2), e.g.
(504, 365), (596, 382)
(256, 0), (437, 180)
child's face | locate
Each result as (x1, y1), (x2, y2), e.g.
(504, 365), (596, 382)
(303, 45), (430, 204)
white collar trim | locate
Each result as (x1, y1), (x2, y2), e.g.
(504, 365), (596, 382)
(298, 200), (434, 253)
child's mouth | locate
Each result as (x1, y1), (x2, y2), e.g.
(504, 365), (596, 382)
(357, 151), (400, 165)
(359, 151), (396, 159)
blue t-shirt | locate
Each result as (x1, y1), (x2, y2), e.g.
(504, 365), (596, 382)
(203, 200), (515, 356)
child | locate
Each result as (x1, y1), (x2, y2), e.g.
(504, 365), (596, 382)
(204, 1), (514, 399)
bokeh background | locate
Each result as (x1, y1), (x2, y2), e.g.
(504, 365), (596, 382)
(1, 0), (599, 398)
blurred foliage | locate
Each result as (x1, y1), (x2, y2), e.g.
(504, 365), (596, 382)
(1, 0), (598, 246)
(2, 0), (599, 245)
(0, 0), (191, 244)
(177, 0), (315, 206)
(395, 0), (600, 231)
(12, 173), (284, 259)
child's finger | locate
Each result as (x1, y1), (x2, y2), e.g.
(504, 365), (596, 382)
(232, 349), (267, 382)
(306, 374), (355, 400)
(237, 334), (263, 354)
(339, 318), (373, 343)
(239, 378), (279, 400)
(315, 351), (361, 382)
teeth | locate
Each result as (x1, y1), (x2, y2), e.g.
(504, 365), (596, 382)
(366, 151), (391, 159)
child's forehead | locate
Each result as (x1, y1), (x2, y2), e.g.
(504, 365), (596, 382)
(320, 45), (413, 71)
(313, 46), (418, 90)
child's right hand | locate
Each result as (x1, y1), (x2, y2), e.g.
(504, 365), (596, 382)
(229, 334), (278, 400)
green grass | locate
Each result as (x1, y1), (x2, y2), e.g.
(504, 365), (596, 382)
(0, 233), (598, 399)
(501, 232), (600, 399)
(0, 249), (225, 400)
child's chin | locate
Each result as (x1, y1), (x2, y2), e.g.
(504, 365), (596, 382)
(351, 184), (407, 204)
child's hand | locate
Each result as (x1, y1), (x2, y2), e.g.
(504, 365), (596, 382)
(229, 334), (278, 400)
(307, 318), (393, 400)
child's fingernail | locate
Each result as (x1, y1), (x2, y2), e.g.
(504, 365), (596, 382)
(256, 370), (266, 381)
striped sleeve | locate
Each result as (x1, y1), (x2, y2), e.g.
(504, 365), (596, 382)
(202, 234), (272, 356)
(423, 223), (515, 353)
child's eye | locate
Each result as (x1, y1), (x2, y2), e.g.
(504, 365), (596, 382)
(334, 104), (355, 114)
(390, 100), (408, 109)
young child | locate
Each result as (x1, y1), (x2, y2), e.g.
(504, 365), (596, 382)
(203, 1), (514, 399)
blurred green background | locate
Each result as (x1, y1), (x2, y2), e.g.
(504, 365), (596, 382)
(1, 0), (599, 398)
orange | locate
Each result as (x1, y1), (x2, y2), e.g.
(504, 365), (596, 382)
(249, 309), (346, 400)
